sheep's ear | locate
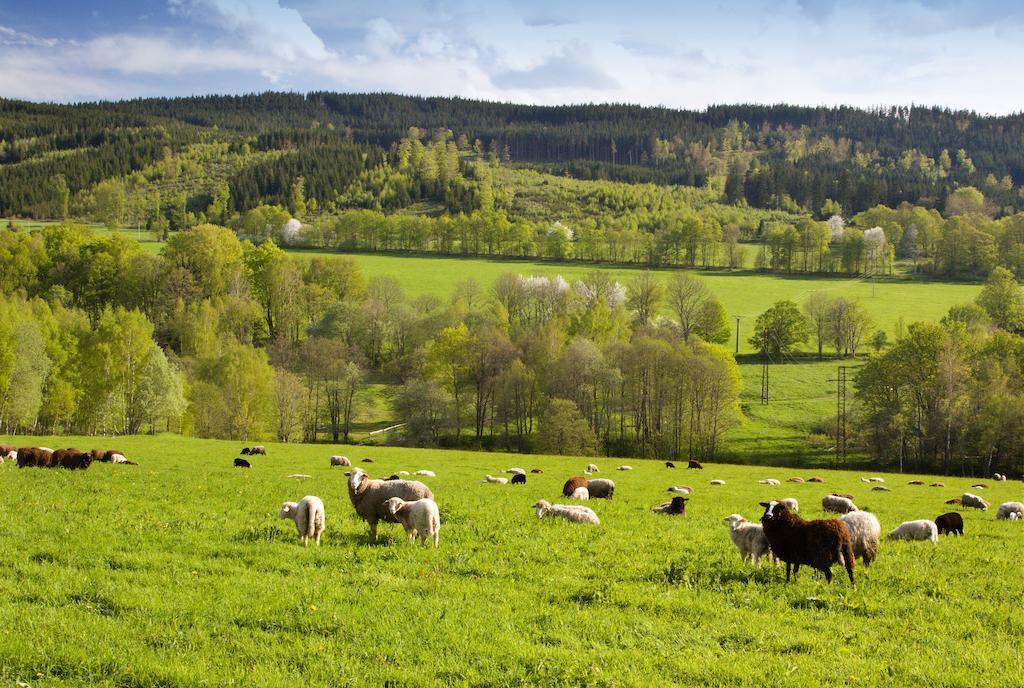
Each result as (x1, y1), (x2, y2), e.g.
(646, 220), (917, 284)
(758, 501), (770, 508)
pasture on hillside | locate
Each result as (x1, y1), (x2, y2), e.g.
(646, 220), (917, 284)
(1, 435), (1022, 686)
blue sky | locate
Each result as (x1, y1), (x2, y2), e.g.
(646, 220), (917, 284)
(1, 0), (1021, 112)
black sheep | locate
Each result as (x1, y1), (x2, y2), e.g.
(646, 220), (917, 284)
(665, 461), (676, 468)
(511, 473), (527, 485)
(759, 501), (855, 585)
(688, 460), (703, 469)
(935, 512), (964, 536)
(234, 458), (251, 468)
(240, 447), (251, 455)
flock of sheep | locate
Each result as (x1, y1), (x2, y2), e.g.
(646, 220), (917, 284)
(264, 449), (1024, 589)
(4, 444), (136, 469)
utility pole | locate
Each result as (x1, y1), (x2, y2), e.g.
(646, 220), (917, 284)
(735, 316), (741, 355)
(760, 329), (769, 405)
(828, 365), (850, 466)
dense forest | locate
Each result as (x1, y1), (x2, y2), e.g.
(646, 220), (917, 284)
(3, 92), (1024, 221)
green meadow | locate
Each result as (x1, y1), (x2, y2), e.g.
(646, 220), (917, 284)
(0, 435), (1021, 686)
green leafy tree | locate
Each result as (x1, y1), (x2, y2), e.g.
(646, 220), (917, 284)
(976, 266), (1024, 331)
(749, 300), (809, 357)
(537, 398), (597, 456)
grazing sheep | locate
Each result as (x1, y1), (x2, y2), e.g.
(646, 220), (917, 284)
(586, 478), (615, 499)
(397, 471), (410, 476)
(993, 473), (1007, 481)
(962, 493), (989, 511)
(530, 468), (544, 474)
(908, 480), (925, 485)
(511, 473), (526, 485)
(346, 467), (434, 540)
(830, 492), (855, 500)
(710, 479), (726, 485)
(887, 520), (938, 544)
(249, 446), (266, 455)
(481, 475), (508, 484)
(234, 458), (251, 468)
(385, 497), (441, 547)
(758, 478), (781, 485)
(617, 465), (633, 471)
(930, 482), (945, 487)
(871, 486), (891, 492)
(330, 455), (351, 467)
(505, 467), (526, 475)
(860, 477), (871, 483)
(688, 460), (704, 469)
(723, 514), (773, 566)
(935, 512), (964, 536)
(362, 458), (374, 463)
(945, 497), (963, 505)
(652, 496), (688, 515)
(839, 511), (881, 566)
(787, 477), (805, 483)
(807, 477), (825, 483)
(0, 443), (16, 457)
(1010, 512), (1020, 521)
(665, 461), (676, 468)
(668, 485), (693, 495)
(279, 496), (325, 547)
(240, 447), (251, 455)
(971, 483), (989, 490)
(759, 501), (855, 584)
(570, 487), (590, 500)
(16, 447), (54, 468)
(385, 474), (402, 481)
(532, 500), (600, 525)
(53, 448), (92, 470)
(996, 502), (1024, 520)
(867, 477), (885, 483)
(414, 470), (436, 477)
(562, 476), (589, 497)
(779, 497), (799, 512)
(585, 463), (599, 473)
(822, 494), (858, 514)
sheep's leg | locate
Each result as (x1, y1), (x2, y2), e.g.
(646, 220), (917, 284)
(369, 520), (378, 541)
(822, 567), (833, 584)
(785, 562), (792, 582)
(432, 530), (438, 548)
(792, 562), (800, 580)
(301, 535), (308, 547)
(315, 532), (321, 546)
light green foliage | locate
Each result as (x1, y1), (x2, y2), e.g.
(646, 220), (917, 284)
(190, 343), (275, 440)
(92, 180), (126, 229)
(537, 398), (596, 455)
(975, 266), (1024, 331)
(0, 435), (1021, 685)
(161, 224), (245, 299)
(749, 300), (809, 357)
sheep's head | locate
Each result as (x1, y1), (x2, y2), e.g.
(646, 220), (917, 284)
(759, 500), (789, 524)
(385, 497), (406, 516)
(347, 467), (368, 492)
(532, 500), (551, 518)
(722, 514), (746, 527)
(279, 502), (297, 519)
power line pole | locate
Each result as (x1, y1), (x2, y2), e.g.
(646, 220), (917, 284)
(828, 365), (850, 466)
(735, 316), (741, 355)
(760, 329), (769, 405)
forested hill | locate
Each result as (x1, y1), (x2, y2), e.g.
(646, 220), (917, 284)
(3, 92), (1024, 217)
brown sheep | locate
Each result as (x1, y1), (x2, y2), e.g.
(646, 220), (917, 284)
(935, 512), (964, 536)
(17, 447), (54, 468)
(908, 480), (925, 485)
(831, 492), (855, 500)
(562, 476), (588, 497)
(945, 497), (962, 505)
(807, 477), (826, 483)
(530, 468), (544, 474)
(688, 459), (704, 469)
(759, 501), (855, 585)
(56, 448), (92, 470)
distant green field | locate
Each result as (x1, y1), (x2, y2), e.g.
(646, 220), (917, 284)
(320, 252), (979, 355)
(1, 435), (1020, 686)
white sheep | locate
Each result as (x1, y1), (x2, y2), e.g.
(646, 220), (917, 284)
(758, 478), (780, 485)
(570, 486), (590, 500)
(414, 470), (436, 477)
(779, 497), (799, 512)
(481, 475), (508, 484)
(710, 479), (726, 485)
(962, 493), (989, 511)
(993, 473), (1007, 481)
(839, 510), (881, 566)
(887, 519), (938, 544)
(278, 496), (325, 547)
(668, 485), (693, 495)
(385, 497), (441, 547)
(996, 502), (1024, 520)
(532, 500), (600, 525)
(585, 463), (599, 473)
(505, 467), (526, 475)
(868, 477), (885, 483)
(330, 455), (351, 467)
(722, 514), (773, 566)
(617, 465), (633, 471)
(822, 494), (858, 514)
(397, 470), (410, 476)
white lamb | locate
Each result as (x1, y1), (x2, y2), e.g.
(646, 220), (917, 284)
(722, 514), (773, 566)
(887, 519), (938, 544)
(668, 485), (693, 494)
(996, 502), (1024, 520)
(414, 470), (436, 477)
(570, 486), (590, 500)
(758, 478), (781, 485)
(278, 496), (325, 547)
(505, 467), (526, 475)
(585, 463), (599, 473)
(481, 475), (508, 484)
(384, 497), (441, 547)
(710, 479), (726, 485)
(779, 497), (799, 512)
(617, 465), (633, 471)
(839, 510), (882, 566)
(532, 500), (600, 525)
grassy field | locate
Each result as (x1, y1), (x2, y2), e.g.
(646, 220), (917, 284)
(0, 435), (1021, 686)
